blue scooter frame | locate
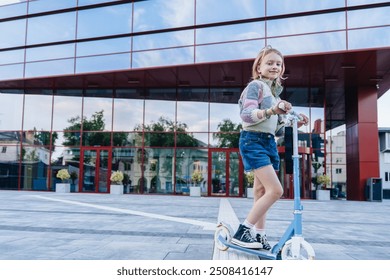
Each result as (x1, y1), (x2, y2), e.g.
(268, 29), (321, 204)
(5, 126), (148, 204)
(215, 112), (315, 260)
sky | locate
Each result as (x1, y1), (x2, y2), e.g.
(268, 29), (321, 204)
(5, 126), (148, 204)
(377, 89), (390, 128)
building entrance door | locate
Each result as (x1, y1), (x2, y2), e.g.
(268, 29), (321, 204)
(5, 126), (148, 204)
(80, 147), (112, 193)
(209, 149), (243, 197)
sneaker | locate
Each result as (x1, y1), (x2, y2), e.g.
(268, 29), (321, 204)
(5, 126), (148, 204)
(256, 234), (271, 250)
(231, 224), (262, 249)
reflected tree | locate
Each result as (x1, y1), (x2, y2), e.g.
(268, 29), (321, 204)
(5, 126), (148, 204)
(213, 119), (242, 148)
(62, 110), (127, 146)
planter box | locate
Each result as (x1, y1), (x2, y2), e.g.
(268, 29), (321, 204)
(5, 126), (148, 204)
(247, 188), (254, 199)
(110, 185), (124, 195)
(316, 189), (330, 201)
(190, 186), (201, 197)
(56, 183), (70, 193)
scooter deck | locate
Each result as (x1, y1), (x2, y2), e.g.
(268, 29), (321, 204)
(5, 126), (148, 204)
(217, 235), (276, 260)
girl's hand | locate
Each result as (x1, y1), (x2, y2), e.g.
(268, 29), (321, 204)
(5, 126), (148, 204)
(272, 100), (292, 114)
(297, 113), (309, 127)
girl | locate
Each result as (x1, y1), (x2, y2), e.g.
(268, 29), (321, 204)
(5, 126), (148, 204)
(231, 46), (309, 249)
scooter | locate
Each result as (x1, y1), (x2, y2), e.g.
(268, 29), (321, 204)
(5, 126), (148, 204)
(214, 111), (315, 260)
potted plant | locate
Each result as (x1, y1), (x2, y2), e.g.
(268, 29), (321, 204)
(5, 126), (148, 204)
(56, 168), (71, 193)
(190, 170), (203, 196)
(70, 171), (78, 192)
(316, 174), (331, 200)
(110, 170), (124, 194)
(245, 171), (255, 198)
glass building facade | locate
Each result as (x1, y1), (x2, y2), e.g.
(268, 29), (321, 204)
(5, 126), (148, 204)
(0, 0), (389, 199)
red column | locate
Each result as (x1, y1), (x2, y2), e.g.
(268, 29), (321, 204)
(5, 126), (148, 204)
(346, 86), (380, 201)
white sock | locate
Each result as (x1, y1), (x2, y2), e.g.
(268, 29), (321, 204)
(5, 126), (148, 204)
(243, 219), (255, 229)
(254, 227), (266, 236)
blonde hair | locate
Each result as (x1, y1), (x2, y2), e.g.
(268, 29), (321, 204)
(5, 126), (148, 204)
(251, 45), (285, 86)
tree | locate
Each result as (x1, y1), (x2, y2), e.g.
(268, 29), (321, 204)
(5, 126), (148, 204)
(62, 110), (127, 147)
(213, 119), (242, 148)
(134, 116), (198, 147)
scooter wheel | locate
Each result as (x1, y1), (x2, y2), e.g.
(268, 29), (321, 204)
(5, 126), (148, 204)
(214, 224), (231, 251)
(281, 239), (315, 260)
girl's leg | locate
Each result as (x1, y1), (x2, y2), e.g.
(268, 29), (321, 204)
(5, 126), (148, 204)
(246, 165), (283, 225)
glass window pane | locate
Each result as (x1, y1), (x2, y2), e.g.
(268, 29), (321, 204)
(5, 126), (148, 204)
(0, 64), (24, 81)
(348, 7), (390, 28)
(0, 49), (24, 65)
(25, 58), (75, 78)
(175, 148), (208, 194)
(196, 40), (263, 63)
(210, 103), (241, 133)
(21, 143), (50, 191)
(177, 101), (208, 132)
(0, 1), (27, 18)
(197, 22), (264, 45)
(83, 97), (113, 131)
(142, 148), (174, 194)
(27, 12), (76, 45)
(196, 0), (264, 24)
(77, 37), (131, 57)
(26, 44), (75, 62)
(268, 12), (345, 37)
(133, 0), (194, 32)
(76, 53), (130, 73)
(113, 99), (144, 131)
(23, 95), (53, 131)
(0, 145), (20, 190)
(28, 0), (77, 13)
(144, 100), (175, 128)
(132, 47), (194, 68)
(53, 96), (83, 131)
(133, 30), (194, 51)
(0, 19), (26, 49)
(348, 0), (389, 6)
(78, 0), (121, 6)
(77, 4), (132, 39)
(269, 31), (346, 56)
(267, 0), (344, 16)
(0, 93), (23, 130)
(348, 26), (390, 50)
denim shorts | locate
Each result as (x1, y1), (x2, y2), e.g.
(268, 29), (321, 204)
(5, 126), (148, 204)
(239, 130), (280, 172)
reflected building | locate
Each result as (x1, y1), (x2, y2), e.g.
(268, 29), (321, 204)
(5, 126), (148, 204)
(0, 0), (389, 200)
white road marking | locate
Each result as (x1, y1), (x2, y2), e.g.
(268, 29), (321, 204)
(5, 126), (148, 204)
(32, 195), (216, 231)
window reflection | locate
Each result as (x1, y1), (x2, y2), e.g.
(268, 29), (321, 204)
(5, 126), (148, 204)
(83, 97), (113, 131)
(269, 31), (346, 55)
(209, 103), (241, 133)
(0, 142), (20, 190)
(0, 1), (27, 18)
(53, 96), (82, 131)
(133, 0), (194, 32)
(76, 53), (130, 74)
(0, 19), (26, 49)
(196, 0), (264, 24)
(28, 0), (77, 13)
(23, 95), (52, 131)
(21, 143), (50, 191)
(196, 40), (262, 63)
(348, 7), (390, 28)
(27, 12), (76, 45)
(0, 64), (24, 81)
(0, 93), (23, 130)
(267, 0), (344, 16)
(77, 3), (132, 39)
(0, 49), (24, 65)
(113, 99), (144, 131)
(77, 37), (131, 57)
(133, 30), (194, 51)
(177, 101), (208, 132)
(26, 44), (75, 62)
(25, 59), (75, 78)
(144, 100), (175, 127)
(348, 26), (390, 50)
(197, 22), (264, 45)
(132, 47), (194, 68)
(268, 12), (345, 37)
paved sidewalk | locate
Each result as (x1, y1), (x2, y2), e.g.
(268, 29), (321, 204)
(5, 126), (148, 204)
(0, 190), (389, 260)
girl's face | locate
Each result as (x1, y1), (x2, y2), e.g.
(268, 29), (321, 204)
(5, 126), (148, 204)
(256, 52), (283, 81)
